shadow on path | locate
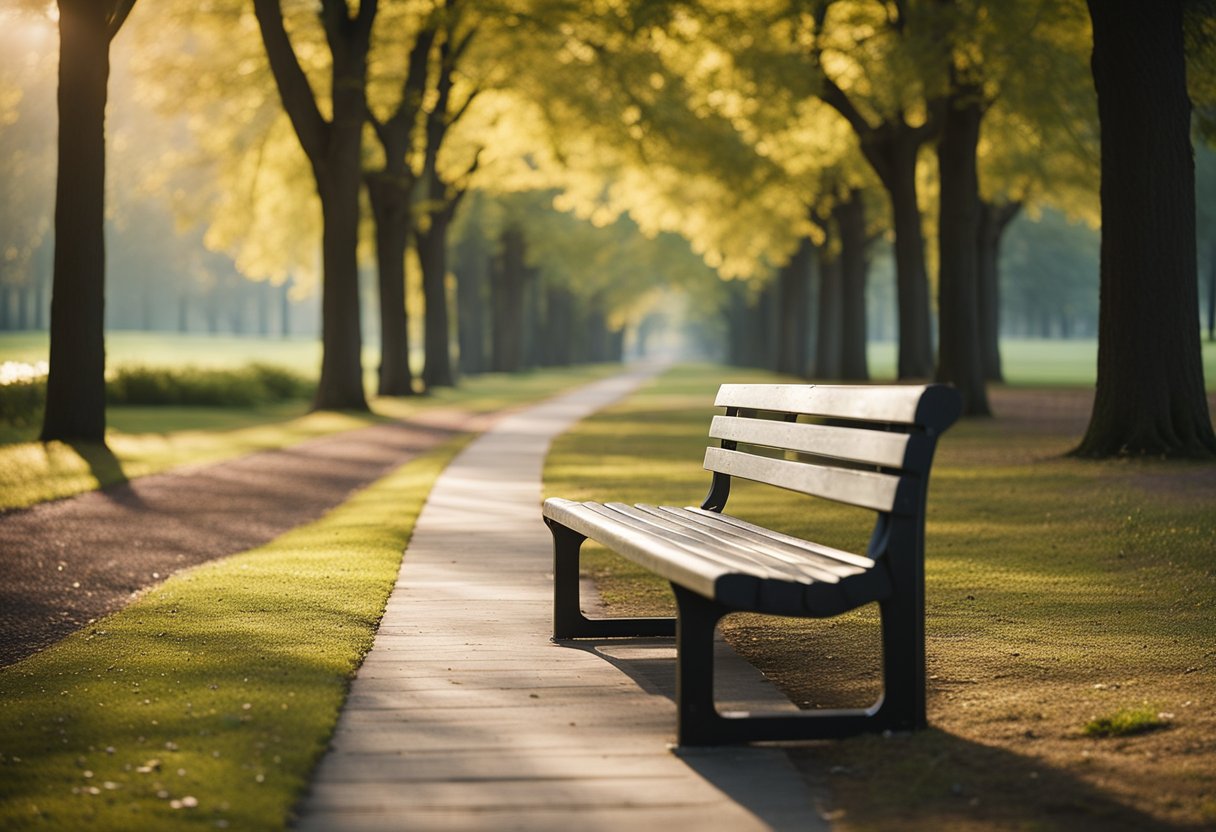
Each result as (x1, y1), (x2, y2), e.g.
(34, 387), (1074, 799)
(0, 417), (477, 668)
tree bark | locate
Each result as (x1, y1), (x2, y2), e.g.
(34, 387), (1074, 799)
(814, 238), (843, 379)
(253, 0), (372, 411)
(935, 82), (990, 417)
(454, 222), (489, 375)
(418, 216), (454, 388)
(835, 189), (870, 381)
(41, 0), (114, 442)
(489, 226), (528, 373)
(1075, 0), (1215, 457)
(367, 175), (414, 395)
(775, 236), (812, 376)
(1208, 239), (1215, 342)
(977, 199), (1021, 382)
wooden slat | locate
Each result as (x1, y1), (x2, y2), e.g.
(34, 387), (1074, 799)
(589, 503), (815, 584)
(652, 506), (871, 576)
(703, 447), (910, 514)
(709, 415), (914, 469)
(714, 384), (961, 431)
(544, 498), (729, 598)
(629, 504), (850, 583)
(683, 508), (877, 568)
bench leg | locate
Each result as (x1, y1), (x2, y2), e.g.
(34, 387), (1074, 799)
(874, 591), (927, 731)
(547, 518), (675, 640)
(673, 584), (906, 746)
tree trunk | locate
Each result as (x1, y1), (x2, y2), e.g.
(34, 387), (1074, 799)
(1075, 0), (1215, 457)
(41, 1), (111, 442)
(253, 0), (371, 411)
(1208, 239), (1215, 342)
(314, 172), (367, 408)
(935, 84), (990, 417)
(775, 236), (812, 376)
(835, 190), (870, 381)
(977, 199), (1021, 382)
(884, 143), (935, 379)
(367, 174), (415, 395)
(418, 217), (454, 388)
(454, 223), (488, 375)
(280, 278), (292, 338)
(489, 226), (529, 373)
(814, 240), (843, 379)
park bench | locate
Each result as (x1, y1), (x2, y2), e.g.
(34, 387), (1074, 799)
(542, 382), (962, 745)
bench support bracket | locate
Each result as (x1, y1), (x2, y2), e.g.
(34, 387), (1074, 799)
(547, 518), (675, 640)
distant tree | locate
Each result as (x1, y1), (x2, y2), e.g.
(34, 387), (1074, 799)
(1074, 0), (1216, 458)
(40, 0), (137, 443)
(366, 9), (437, 396)
(252, 0), (375, 411)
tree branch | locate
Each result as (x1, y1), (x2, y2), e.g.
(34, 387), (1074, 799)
(106, 0), (138, 40)
(253, 0), (329, 165)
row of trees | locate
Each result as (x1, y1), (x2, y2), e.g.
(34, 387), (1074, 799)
(17, 0), (1216, 457)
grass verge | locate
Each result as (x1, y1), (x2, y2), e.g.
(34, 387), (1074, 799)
(0, 435), (468, 831)
(543, 363), (1216, 831)
(0, 365), (617, 510)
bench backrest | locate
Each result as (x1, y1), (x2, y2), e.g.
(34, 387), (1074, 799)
(702, 384), (961, 518)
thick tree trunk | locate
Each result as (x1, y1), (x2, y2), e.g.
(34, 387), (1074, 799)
(418, 217), (454, 388)
(835, 190), (870, 381)
(367, 175), (414, 395)
(775, 237), (812, 376)
(1208, 239), (1215, 342)
(814, 241), (843, 379)
(41, 1), (110, 442)
(1075, 0), (1215, 457)
(935, 85), (990, 417)
(280, 278), (292, 338)
(254, 0), (371, 411)
(454, 225), (488, 375)
(884, 146), (935, 379)
(977, 199), (1021, 382)
(489, 226), (528, 373)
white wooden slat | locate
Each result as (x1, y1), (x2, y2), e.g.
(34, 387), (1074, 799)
(683, 508), (877, 568)
(589, 503), (812, 584)
(651, 506), (868, 577)
(543, 498), (735, 598)
(709, 415), (912, 468)
(702, 447), (906, 513)
(715, 384), (929, 424)
(628, 504), (847, 583)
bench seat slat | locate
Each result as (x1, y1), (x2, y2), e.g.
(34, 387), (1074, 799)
(682, 508), (876, 568)
(704, 447), (911, 514)
(709, 415), (915, 470)
(543, 498), (892, 616)
(544, 498), (735, 600)
(640, 505), (865, 580)
(593, 503), (822, 584)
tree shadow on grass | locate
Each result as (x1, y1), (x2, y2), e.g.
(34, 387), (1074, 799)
(788, 727), (1202, 832)
(65, 440), (129, 492)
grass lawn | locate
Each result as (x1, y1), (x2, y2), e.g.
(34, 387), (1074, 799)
(0, 358), (617, 510)
(543, 364), (1216, 831)
(0, 435), (468, 831)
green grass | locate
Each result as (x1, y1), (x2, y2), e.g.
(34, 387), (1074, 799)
(1083, 707), (1170, 738)
(0, 364), (617, 510)
(866, 337), (1216, 387)
(543, 363), (1216, 830)
(0, 435), (468, 831)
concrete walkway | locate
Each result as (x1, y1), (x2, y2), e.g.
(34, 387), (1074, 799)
(296, 369), (828, 831)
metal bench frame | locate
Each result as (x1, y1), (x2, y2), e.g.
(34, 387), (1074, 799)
(543, 383), (961, 746)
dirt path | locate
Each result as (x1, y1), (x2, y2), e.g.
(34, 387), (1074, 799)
(0, 408), (498, 668)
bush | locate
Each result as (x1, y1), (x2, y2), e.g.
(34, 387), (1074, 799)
(106, 364), (314, 407)
(0, 379), (46, 429)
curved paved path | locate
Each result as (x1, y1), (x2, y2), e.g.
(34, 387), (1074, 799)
(296, 370), (828, 831)
(0, 408), (497, 667)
